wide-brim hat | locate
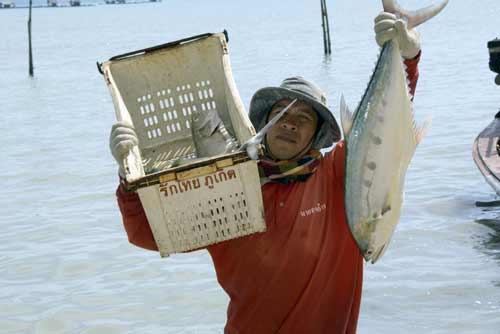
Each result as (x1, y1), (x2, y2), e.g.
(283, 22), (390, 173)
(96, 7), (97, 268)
(248, 76), (341, 149)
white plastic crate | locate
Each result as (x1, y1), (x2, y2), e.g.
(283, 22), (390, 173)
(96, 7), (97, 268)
(100, 32), (266, 257)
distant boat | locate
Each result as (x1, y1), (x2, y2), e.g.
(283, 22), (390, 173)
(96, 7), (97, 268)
(69, 0), (80, 6)
(473, 38), (500, 194)
(0, 0), (15, 8)
(473, 111), (500, 194)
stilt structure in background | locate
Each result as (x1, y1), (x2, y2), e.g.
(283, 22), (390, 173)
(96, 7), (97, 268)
(28, 0), (34, 76)
(320, 0), (332, 55)
(0, 1), (15, 8)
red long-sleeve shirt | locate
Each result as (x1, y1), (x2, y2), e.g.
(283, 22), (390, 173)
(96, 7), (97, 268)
(116, 54), (420, 334)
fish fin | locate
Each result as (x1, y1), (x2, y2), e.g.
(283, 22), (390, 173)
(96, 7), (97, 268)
(367, 203), (392, 225)
(414, 116), (432, 145)
(383, 0), (449, 29)
(258, 98), (298, 138)
(382, 0), (397, 13)
(340, 94), (354, 137)
(239, 99), (298, 153)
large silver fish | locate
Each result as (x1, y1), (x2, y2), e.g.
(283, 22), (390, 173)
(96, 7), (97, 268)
(341, 0), (448, 263)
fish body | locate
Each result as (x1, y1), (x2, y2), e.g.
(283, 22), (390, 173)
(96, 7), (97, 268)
(341, 0), (448, 263)
(191, 108), (239, 158)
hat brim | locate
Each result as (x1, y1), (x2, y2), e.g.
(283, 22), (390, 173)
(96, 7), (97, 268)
(249, 86), (341, 149)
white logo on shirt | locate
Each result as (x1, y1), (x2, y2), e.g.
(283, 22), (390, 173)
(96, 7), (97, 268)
(300, 203), (327, 217)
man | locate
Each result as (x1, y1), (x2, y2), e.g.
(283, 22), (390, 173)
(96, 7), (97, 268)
(110, 12), (421, 334)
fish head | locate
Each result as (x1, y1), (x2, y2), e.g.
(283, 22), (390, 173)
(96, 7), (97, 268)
(191, 109), (227, 157)
(191, 109), (222, 137)
(350, 196), (404, 263)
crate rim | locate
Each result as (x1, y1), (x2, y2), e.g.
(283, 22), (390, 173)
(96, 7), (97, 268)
(97, 31), (229, 74)
(124, 151), (251, 191)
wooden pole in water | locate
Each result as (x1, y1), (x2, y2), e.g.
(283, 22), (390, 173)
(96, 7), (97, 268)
(323, 0), (332, 54)
(320, 0), (332, 54)
(320, 0), (327, 54)
(28, 0), (34, 76)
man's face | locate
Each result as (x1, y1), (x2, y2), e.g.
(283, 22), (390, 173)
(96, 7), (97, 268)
(265, 99), (319, 160)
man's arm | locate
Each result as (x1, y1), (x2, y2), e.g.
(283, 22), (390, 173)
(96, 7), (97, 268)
(110, 123), (158, 252)
(116, 185), (158, 251)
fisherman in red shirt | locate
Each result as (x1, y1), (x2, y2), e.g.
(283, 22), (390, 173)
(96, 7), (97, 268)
(110, 12), (421, 334)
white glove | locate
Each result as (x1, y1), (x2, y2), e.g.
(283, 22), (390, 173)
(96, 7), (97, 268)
(109, 122), (139, 177)
(374, 12), (421, 59)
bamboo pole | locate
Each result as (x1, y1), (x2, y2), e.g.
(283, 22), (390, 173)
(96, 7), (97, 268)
(320, 0), (332, 54)
(323, 0), (332, 54)
(28, 0), (34, 76)
(320, 0), (328, 54)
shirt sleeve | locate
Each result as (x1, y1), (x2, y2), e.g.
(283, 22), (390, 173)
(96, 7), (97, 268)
(403, 50), (421, 100)
(116, 185), (158, 251)
(321, 140), (346, 190)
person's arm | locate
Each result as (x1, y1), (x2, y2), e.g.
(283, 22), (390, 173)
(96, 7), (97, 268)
(109, 122), (158, 252)
(116, 184), (158, 251)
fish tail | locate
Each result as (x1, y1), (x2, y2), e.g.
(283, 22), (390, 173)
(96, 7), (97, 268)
(382, 0), (449, 29)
